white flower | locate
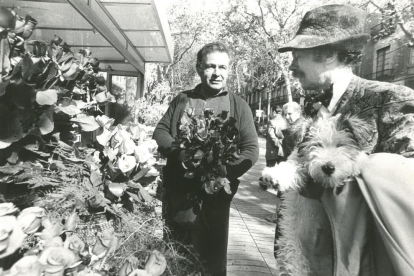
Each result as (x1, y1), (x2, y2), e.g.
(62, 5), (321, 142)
(6, 255), (42, 276)
(0, 202), (19, 217)
(145, 167), (159, 177)
(118, 154), (137, 173)
(103, 146), (119, 161)
(95, 115), (114, 129)
(92, 151), (101, 163)
(140, 139), (158, 153)
(17, 207), (46, 234)
(0, 216), (26, 259)
(134, 145), (153, 164)
(145, 157), (157, 166)
(121, 138), (136, 155)
(38, 247), (76, 276)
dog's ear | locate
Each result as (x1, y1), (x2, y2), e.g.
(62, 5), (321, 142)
(339, 114), (377, 151)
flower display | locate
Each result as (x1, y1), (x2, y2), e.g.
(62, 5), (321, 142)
(175, 108), (240, 195)
(0, 10), (172, 276)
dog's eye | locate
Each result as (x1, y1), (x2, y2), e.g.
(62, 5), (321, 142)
(336, 143), (344, 148)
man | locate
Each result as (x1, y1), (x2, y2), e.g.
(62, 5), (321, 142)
(273, 4), (414, 276)
(265, 105), (285, 168)
(153, 42), (259, 276)
(281, 102), (305, 159)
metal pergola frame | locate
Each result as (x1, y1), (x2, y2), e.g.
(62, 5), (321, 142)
(0, 0), (173, 86)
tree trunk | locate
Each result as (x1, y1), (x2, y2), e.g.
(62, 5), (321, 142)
(284, 71), (293, 102)
(267, 90), (271, 120)
(235, 63), (241, 94)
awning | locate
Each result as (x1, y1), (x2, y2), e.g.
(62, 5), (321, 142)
(0, 0), (174, 73)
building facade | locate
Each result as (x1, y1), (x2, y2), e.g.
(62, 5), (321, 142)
(357, 12), (414, 88)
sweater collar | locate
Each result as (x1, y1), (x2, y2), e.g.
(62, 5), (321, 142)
(194, 83), (228, 99)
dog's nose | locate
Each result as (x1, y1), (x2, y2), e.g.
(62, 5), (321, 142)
(322, 162), (335, 175)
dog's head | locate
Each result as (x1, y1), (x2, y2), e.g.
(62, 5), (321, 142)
(295, 114), (373, 188)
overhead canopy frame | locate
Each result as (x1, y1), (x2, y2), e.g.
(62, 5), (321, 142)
(0, 0), (174, 73)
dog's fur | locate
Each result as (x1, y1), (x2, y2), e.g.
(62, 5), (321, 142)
(262, 114), (374, 191)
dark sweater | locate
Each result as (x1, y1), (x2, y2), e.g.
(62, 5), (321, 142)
(153, 88), (259, 182)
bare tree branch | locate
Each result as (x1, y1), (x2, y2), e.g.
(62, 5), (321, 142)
(257, 0), (274, 40)
(170, 28), (201, 68)
(282, 0), (301, 29)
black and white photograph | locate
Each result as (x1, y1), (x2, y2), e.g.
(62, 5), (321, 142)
(1, 0), (413, 275)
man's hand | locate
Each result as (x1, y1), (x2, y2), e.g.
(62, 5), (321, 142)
(178, 149), (192, 169)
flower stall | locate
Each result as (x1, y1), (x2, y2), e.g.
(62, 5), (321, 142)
(0, 1), (205, 276)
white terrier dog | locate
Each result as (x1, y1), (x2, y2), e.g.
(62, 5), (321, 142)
(262, 114), (375, 192)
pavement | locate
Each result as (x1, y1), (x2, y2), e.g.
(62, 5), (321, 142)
(227, 136), (280, 276)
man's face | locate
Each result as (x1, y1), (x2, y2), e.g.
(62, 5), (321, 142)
(289, 49), (330, 90)
(197, 51), (229, 94)
(284, 107), (300, 124)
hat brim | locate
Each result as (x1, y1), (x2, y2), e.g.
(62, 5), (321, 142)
(278, 33), (370, 53)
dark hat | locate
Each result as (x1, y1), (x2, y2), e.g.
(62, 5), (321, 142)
(278, 5), (370, 53)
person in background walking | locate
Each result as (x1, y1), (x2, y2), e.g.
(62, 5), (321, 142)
(265, 105), (286, 167)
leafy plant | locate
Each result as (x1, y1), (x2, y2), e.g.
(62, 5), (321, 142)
(0, 12), (118, 170)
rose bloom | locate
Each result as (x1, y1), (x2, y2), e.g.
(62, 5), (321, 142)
(0, 202), (19, 217)
(118, 257), (138, 276)
(38, 246), (76, 276)
(6, 255), (42, 276)
(92, 230), (114, 256)
(0, 216), (26, 259)
(17, 206), (46, 234)
(64, 234), (85, 262)
(144, 250), (167, 276)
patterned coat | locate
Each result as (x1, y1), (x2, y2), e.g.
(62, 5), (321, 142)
(277, 75), (414, 276)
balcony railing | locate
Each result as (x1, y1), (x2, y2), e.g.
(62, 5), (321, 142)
(370, 21), (396, 37)
(364, 68), (394, 81)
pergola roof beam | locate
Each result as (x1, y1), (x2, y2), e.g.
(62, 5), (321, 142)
(67, 0), (145, 73)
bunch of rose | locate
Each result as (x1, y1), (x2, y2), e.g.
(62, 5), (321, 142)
(0, 203), (167, 276)
(176, 108), (240, 195)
